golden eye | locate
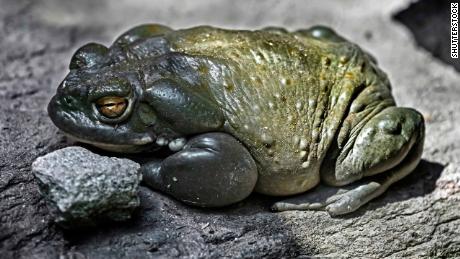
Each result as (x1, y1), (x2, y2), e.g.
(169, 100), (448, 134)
(96, 96), (127, 118)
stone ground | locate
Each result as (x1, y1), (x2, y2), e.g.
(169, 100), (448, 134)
(1, 0), (459, 258)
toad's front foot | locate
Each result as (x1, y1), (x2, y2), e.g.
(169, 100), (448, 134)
(141, 132), (258, 207)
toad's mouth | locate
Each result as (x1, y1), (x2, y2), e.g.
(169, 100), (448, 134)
(62, 131), (155, 153)
(64, 132), (187, 153)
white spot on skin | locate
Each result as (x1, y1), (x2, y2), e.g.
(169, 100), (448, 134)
(280, 78), (286, 85)
(261, 133), (274, 145)
(293, 136), (300, 145)
(252, 50), (263, 64)
(168, 138), (186, 152)
(172, 177), (178, 182)
(274, 93), (281, 99)
(312, 130), (319, 142)
(296, 101), (302, 111)
(299, 138), (308, 150)
(331, 96), (337, 107)
(339, 56), (349, 65)
(132, 135), (155, 145)
(299, 150), (307, 159)
(327, 128), (335, 138)
(301, 161), (309, 168)
(338, 92), (348, 102)
(268, 102), (274, 109)
(156, 137), (168, 146)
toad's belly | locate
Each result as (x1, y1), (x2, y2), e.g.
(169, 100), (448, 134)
(225, 117), (326, 196)
(252, 155), (321, 196)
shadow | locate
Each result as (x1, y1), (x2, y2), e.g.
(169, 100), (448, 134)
(62, 186), (310, 258)
(263, 159), (444, 219)
(377, 159), (444, 200)
(340, 159), (444, 218)
(393, 0), (460, 72)
(186, 192), (281, 217)
(61, 209), (143, 240)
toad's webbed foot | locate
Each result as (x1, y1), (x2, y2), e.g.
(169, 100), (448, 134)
(141, 132), (258, 207)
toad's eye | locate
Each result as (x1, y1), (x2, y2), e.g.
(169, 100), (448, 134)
(96, 96), (127, 118)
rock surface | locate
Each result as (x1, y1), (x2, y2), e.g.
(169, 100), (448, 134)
(32, 147), (141, 227)
(0, 0), (459, 258)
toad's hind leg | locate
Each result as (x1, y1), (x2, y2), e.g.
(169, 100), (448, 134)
(141, 133), (258, 207)
(272, 107), (424, 216)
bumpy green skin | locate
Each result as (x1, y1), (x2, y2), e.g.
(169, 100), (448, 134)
(48, 24), (425, 216)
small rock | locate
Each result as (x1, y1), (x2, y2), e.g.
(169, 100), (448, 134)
(32, 146), (141, 227)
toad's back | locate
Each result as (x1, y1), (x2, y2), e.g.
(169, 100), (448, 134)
(163, 27), (394, 195)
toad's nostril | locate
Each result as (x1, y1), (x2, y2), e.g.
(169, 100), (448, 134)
(64, 97), (72, 104)
(62, 96), (78, 108)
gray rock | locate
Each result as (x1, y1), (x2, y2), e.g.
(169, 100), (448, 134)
(32, 147), (141, 227)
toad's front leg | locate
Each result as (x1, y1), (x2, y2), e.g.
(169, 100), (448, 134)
(141, 132), (258, 207)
